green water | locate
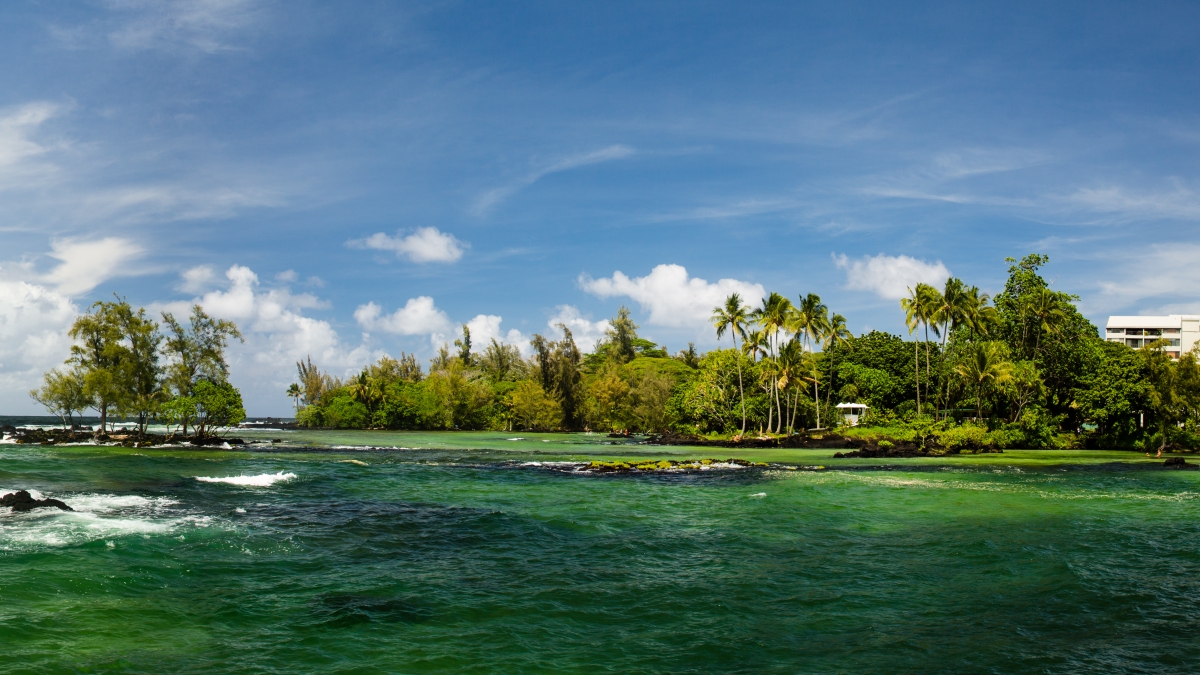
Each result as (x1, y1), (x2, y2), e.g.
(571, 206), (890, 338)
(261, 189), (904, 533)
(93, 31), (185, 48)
(3, 432), (1199, 673)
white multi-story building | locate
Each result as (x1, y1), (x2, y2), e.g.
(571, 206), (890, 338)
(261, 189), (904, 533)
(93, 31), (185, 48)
(1104, 315), (1200, 359)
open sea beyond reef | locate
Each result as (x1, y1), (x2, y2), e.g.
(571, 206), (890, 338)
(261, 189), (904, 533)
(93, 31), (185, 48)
(3, 425), (1200, 673)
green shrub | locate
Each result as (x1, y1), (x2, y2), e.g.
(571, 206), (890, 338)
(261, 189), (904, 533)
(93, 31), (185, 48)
(936, 423), (987, 451)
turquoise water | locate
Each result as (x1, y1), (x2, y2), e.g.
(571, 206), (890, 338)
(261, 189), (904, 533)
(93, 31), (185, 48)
(3, 433), (1200, 673)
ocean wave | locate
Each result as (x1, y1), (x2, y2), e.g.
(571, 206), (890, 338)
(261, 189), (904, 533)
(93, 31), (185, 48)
(194, 472), (297, 487)
(0, 490), (193, 550)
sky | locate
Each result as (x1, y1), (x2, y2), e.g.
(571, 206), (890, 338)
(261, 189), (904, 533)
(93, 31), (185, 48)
(2, 0), (1199, 415)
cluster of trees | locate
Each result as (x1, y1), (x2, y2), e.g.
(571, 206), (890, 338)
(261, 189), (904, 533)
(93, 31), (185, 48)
(826, 254), (1200, 451)
(292, 309), (696, 433)
(30, 300), (246, 438)
(290, 252), (1200, 450)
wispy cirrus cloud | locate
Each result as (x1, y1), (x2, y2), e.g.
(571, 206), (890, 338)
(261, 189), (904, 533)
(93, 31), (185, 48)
(647, 198), (801, 222)
(1064, 182), (1200, 223)
(96, 0), (265, 54)
(472, 144), (635, 216)
(0, 102), (67, 191)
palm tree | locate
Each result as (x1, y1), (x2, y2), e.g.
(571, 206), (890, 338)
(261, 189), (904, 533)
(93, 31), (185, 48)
(954, 341), (1015, 419)
(914, 283), (943, 409)
(286, 383), (302, 411)
(790, 293), (830, 353)
(900, 288), (923, 413)
(349, 372), (382, 413)
(1025, 287), (1068, 360)
(712, 294), (751, 436)
(752, 292), (794, 433)
(776, 338), (805, 433)
(821, 312), (852, 410)
(788, 293), (830, 429)
(742, 329), (770, 363)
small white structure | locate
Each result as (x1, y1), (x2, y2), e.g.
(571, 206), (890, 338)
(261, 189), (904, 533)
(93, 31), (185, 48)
(1105, 315), (1200, 360)
(836, 403), (869, 427)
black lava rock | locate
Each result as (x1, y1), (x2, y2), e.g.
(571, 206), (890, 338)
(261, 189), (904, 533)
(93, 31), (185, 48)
(1, 490), (73, 512)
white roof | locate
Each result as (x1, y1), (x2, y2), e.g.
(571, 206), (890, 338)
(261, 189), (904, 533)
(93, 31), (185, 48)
(835, 403), (869, 409)
(1106, 315), (1198, 329)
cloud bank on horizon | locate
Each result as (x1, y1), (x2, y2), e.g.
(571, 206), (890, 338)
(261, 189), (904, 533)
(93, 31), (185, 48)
(2, 0), (1200, 414)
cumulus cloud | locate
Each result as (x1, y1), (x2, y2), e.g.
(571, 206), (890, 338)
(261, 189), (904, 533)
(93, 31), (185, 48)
(43, 237), (146, 296)
(348, 227), (466, 263)
(465, 314), (529, 353)
(579, 264), (765, 329)
(547, 305), (610, 352)
(178, 265), (215, 293)
(472, 145), (635, 215)
(354, 297), (453, 336)
(0, 276), (79, 411)
(832, 253), (950, 300)
(188, 265), (377, 408)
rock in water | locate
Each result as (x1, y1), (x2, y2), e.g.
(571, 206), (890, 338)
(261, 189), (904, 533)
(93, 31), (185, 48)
(1164, 457), (1189, 469)
(1, 490), (74, 512)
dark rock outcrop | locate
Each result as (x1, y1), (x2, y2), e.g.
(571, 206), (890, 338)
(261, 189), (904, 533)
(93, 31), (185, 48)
(1, 490), (73, 512)
(1164, 457), (1192, 469)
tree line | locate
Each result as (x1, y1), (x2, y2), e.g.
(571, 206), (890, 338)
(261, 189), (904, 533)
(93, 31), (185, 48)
(37, 253), (1199, 452)
(30, 299), (246, 438)
(291, 253), (1200, 452)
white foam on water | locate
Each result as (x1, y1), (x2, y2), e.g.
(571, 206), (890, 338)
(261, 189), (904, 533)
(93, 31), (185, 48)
(194, 472), (297, 487)
(0, 490), (196, 551)
(749, 492), (767, 498)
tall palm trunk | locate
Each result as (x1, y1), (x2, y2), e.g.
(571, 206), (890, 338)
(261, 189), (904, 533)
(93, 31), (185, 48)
(790, 387), (800, 433)
(733, 334), (746, 435)
(914, 338), (921, 413)
(923, 322), (933, 412)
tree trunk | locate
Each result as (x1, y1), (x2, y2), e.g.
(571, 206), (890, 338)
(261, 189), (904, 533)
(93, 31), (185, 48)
(914, 340), (921, 413)
(733, 335), (746, 436)
(814, 381), (820, 429)
(924, 323), (932, 413)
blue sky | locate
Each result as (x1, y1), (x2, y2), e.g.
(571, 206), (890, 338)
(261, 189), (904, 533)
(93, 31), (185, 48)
(2, 1), (1199, 414)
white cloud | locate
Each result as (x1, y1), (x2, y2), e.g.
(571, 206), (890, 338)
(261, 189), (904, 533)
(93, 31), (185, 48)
(105, 0), (263, 54)
(0, 277), (79, 412)
(649, 198), (800, 222)
(1089, 243), (1200, 314)
(43, 237), (146, 296)
(349, 227), (466, 263)
(274, 269), (298, 283)
(191, 265), (377, 409)
(1066, 183), (1200, 223)
(354, 297), (453, 336)
(179, 265), (215, 293)
(472, 144), (635, 215)
(0, 101), (63, 190)
(547, 305), (610, 352)
(832, 252), (950, 300)
(465, 314), (530, 354)
(579, 264), (765, 329)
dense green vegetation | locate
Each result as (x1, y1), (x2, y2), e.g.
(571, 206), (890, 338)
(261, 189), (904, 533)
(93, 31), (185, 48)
(29, 254), (1200, 451)
(30, 300), (246, 437)
(290, 254), (1200, 451)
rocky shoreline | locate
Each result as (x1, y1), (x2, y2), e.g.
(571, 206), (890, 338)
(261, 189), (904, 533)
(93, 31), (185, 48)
(646, 431), (1002, 457)
(0, 425), (248, 448)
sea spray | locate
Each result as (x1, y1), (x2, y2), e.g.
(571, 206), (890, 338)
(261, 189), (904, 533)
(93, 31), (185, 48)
(194, 472), (297, 487)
